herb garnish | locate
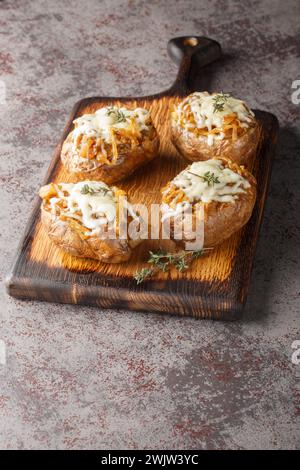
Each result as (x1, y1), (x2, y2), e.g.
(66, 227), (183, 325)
(134, 248), (210, 284)
(188, 171), (220, 186)
(212, 92), (230, 113)
(106, 107), (127, 123)
(80, 184), (110, 196)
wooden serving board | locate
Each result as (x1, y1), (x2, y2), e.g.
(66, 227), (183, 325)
(6, 37), (278, 320)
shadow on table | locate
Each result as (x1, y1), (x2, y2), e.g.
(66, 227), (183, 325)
(242, 125), (300, 322)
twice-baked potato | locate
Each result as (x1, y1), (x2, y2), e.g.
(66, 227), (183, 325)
(161, 157), (257, 248)
(171, 92), (260, 167)
(61, 105), (159, 184)
(39, 180), (141, 263)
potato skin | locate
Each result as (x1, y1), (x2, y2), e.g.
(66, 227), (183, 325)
(171, 116), (260, 168)
(61, 129), (159, 185)
(161, 158), (257, 248)
(41, 206), (140, 263)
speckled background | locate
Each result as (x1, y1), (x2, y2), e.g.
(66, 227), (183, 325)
(0, 0), (299, 450)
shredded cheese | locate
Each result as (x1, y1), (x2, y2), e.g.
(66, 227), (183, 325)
(72, 106), (151, 145)
(163, 159), (250, 205)
(173, 92), (255, 146)
(43, 181), (137, 238)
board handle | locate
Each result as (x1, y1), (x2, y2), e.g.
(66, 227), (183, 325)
(167, 36), (222, 95)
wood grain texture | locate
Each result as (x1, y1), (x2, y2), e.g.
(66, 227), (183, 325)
(6, 36), (279, 319)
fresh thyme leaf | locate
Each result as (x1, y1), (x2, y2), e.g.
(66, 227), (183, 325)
(134, 248), (211, 283)
(80, 184), (109, 196)
(134, 267), (154, 284)
(148, 250), (173, 272)
(188, 170), (220, 186)
(174, 255), (188, 272)
(80, 184), (92, 195)
(212, 92), (231, 113)
(106, 107), (127, 123)
(191, 249), (204, 259)
(202, 171), (220, 185)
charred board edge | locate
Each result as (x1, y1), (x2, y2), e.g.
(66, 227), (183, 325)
(6, 273), (241, 320)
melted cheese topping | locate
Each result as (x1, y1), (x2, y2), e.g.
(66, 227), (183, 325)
(175, 92), (254, 146)
(49, 181), (118, 233)
(171, 159), (250, 204)
(161, 201), (191, 223)
(72, 106), (150, 144)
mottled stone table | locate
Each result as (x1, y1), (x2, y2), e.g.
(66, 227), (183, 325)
(0, 0), (299, 449)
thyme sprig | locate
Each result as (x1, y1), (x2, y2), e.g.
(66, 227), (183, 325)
(80, 184), (110, 196)
(134, 267), (155, 284)
(106, 107), (127, 123)
(188, 170), (220, 186)
(212, 92), (231, 113)
(134, 248), (210, 284)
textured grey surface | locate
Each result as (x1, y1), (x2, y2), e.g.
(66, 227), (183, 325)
(0, 0), (299, 450)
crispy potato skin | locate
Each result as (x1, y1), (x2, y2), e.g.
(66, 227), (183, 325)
(61, 129), (159, 185)
(171, 118), (260, 168)
(41, 206), (140, 263)
(162, 158), (257, 248)
(39, 182), (141, 263)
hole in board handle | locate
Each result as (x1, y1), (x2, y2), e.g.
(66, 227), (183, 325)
(183, 37), (199, 47)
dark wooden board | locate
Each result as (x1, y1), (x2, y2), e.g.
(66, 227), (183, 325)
(6, 36), (278, 320)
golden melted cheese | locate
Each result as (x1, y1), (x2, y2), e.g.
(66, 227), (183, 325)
(172, 159), (250, 204)
(175, 92), (255, 146)
(49, 181), (118, 233)
(72, 106), (150, 144)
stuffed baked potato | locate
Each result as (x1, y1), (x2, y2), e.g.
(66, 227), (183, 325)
(39, 180), (141, 263)
(61, 105), (159, 184)
(171, 92), (260, 167)
(161, 157), (257, 248)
